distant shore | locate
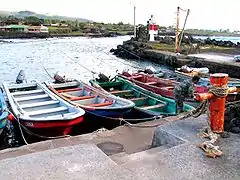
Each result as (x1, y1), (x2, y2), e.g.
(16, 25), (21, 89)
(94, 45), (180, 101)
(0, 31), (133, 39)
(1, 31), (240, 40)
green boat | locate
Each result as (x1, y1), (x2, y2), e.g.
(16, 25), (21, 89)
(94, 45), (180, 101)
(89, 76), (194, 117)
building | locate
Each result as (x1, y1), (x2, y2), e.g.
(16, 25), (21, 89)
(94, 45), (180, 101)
(0, 25), (29, 32)
(27, 25), (49, 33)
(0, 24), (48, 33)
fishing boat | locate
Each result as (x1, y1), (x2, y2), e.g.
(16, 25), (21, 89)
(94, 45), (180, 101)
(175, 66), (240, 87)
(0, 89), (8, 135)
(121, 71), (239, 103)
(2, 80), (85, 137)
(45, 80), (135, 119)
(120, 71), (208, 97)
(89, 76), (194, 116)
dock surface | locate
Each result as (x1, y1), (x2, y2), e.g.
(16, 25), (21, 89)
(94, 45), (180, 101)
(0, 115), (239, 180)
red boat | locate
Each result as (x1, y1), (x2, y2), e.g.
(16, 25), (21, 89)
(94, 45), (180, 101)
(120, 72), (238, 102)
(120, 72), (208, 98)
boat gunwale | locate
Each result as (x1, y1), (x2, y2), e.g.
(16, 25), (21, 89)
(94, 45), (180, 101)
(2, 80), (85, 122)
(44, 80), (135, 110)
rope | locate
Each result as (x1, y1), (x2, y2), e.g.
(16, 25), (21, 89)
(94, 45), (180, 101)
(120, 118), (164, 128)
(42, 65), (54, 80)
(60, 50), (98, 75)
(209, 85), (229, 97)
(118, 46), (141, 60)
(88, 38), (148, 70)
(6, 110), (70, 144)
(5, 109), (29, 145)
(85, 109), (164, 128)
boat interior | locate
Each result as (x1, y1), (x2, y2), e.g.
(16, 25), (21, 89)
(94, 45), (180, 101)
(56, 86), (114, 108)
(123, 73), (176, 88)
(99, 80), (172, 114)
(6, 83), (76, 119)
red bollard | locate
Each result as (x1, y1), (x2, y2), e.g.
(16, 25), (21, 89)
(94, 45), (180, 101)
(195, 73), (237, 133)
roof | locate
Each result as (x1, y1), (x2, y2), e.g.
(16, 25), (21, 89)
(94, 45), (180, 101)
(0, 25), (29, 29)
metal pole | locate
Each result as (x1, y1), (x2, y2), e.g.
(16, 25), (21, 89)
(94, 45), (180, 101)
(134, 6), (136, 38)
(179, 9), (190, 48)
(175, 7), (180, 53)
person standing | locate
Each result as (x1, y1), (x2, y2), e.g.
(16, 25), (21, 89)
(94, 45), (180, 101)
(173, 76), (200, 113)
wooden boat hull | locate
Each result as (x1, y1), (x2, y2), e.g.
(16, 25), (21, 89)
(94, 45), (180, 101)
(119, 72), (207, 107)
(90, 76), (194, 116)
(3, 80), (85, 138)
(45, 80), (135, 119)
(0, 90), (8, 135)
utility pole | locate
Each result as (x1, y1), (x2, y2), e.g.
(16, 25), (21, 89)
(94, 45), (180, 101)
(175, 7), (180, 53)
(134, 6), (136, 38)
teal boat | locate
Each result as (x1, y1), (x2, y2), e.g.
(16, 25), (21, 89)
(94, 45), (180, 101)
(89, 76), (194, 117)
(0, 89), (8, 135)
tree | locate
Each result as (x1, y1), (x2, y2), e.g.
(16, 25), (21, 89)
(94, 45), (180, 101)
(4, 16), (21, 25)
(24, 16), (43, 26)
(117, 22), (124, 25)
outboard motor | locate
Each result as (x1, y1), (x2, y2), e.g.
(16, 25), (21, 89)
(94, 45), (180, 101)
(53, 72), (75, 83)
(16, 70), (26, 84)
(54, 73), (66, 83)
(97, 73), (110, 82)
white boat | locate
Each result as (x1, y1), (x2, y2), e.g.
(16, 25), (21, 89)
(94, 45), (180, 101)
(2, 80), (85, 137)
(45, 80), (135, 118)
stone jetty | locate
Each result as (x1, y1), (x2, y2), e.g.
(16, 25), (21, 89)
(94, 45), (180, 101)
(111, 39), (240, 79)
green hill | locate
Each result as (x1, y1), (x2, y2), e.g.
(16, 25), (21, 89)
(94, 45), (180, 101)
(0, 10), (91, 22)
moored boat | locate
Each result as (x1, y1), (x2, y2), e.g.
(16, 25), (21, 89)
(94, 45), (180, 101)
(120, 71), (207, 96)
(0, 89), (8, 135)
(2, 80), (85, 137)
(45, 80), (135, 119)
(89, 76), (194, 116)
(175, 66), (240, 87)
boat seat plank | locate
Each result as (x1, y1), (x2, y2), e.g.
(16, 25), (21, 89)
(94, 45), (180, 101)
(129, 97), (147, 101)
(61, 93), (95, 101)
(21, 100), (59, 109)
(57, 88), (82, 93)
(162, 86), (174, 90)
(88, 101), (113, 107)
(28, 106), (68, 116)
(141, 104), (165, 110)
(131, 75), (143, 79)
(110, 90), (132, 94)
(11, 89), (44, 96)
(145, 82), (157, 85)
(14, 94), (49, 102)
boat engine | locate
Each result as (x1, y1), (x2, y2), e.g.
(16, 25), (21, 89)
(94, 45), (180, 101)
(16, 70), (26, 84)
(97, 73), (110, 82)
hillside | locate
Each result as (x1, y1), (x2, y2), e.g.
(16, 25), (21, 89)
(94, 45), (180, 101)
(0, 10), (91, 22)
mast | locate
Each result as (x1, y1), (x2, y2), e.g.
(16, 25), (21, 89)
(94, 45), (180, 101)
(175, 7), (180, 53)
(179, 9), (190, 48)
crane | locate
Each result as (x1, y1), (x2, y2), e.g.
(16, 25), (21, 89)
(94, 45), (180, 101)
(175, 7), (190, 53)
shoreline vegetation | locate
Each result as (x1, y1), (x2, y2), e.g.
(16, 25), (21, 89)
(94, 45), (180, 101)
(1, 11), (240, 39)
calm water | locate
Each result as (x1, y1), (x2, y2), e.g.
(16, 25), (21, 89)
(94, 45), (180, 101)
(0, 36), (169, 84)
(194, 36), (240, 44)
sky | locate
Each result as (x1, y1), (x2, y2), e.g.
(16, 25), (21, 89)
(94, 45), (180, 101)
(1, 0), (239, 30)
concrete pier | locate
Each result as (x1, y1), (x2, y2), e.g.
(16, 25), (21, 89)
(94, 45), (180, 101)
(0, 114), (239, 180)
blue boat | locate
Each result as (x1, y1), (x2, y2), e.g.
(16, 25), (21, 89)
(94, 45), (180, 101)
(45, 80), (135, 119)
(0, 89), (8, 135)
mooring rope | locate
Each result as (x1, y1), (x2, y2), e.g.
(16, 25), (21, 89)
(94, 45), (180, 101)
(88, 38), (147, 70)
(60, 50), (98, 75)
(6, 109), (71, 144)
